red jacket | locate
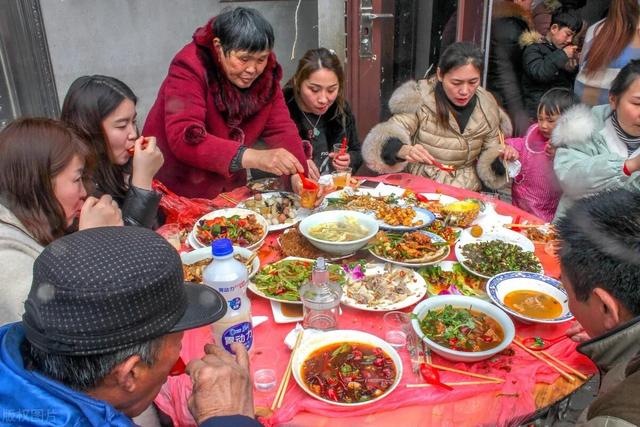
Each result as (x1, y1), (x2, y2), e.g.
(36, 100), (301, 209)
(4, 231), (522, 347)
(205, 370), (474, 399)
(143, 18), (307, 199)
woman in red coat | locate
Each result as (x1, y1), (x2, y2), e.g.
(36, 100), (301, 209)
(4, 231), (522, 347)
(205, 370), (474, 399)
(143, 7), (309, 199)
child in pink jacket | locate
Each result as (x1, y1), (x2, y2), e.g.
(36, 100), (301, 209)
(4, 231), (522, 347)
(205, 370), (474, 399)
(507, 88), (578, 222)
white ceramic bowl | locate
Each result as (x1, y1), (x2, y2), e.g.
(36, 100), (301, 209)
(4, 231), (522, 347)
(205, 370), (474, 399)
(486, 271), (573, 324)
(292, 330), (402, 406)
(193, 208), (269, 251)
(181, 246), (260, 280)
(298, 210), (379, 255)
(411, 295), (515, 362)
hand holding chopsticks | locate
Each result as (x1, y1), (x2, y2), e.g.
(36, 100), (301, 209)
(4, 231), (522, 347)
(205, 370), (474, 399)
(271, 330), (304, 410)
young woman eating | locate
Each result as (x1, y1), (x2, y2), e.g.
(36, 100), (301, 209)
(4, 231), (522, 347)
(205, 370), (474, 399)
(283, 47), (361, 177)
(61, 75), (164, 228)
(362, 42), (518, 191)
(0, 118), (122, 324)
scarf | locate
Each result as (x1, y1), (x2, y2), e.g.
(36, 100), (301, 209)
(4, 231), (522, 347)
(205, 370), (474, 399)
(611, 111), (640, 157)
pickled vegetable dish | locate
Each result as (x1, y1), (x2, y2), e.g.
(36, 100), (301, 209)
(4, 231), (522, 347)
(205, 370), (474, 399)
(301, 342), (397, 403)
(461, 240), (542, 276)
(416, 305), (504, 352)
(253, 259), (344, 301)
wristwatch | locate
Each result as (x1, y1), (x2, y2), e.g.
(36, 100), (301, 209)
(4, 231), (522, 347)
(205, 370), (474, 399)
(230, 145), (249, 173)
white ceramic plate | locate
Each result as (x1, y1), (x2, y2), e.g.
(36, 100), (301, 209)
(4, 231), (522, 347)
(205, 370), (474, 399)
(269, 300), (304, 324)
(375, 207), (436, 231)
(292, 330), (403, 406)
(369, 231), (450, 268)
(181, 246), (260, 280)
(423, 260), (489, 300)
(341, 264), (427, 312)
(486, 271), (573, 324)
(192, 208), (268, 251)
(237, 192), (309, 232)
(454, 228), (541, 279)
(276, 228), (355, 261)
(418, 193), (459, 205)
(249, 257), (324, 305)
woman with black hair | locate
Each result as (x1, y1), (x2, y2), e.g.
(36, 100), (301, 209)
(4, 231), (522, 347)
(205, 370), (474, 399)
(143, 7), (309, 199)
(362, 42), (518, 191)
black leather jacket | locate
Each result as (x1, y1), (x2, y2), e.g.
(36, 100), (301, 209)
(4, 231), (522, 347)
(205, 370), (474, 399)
(120, 185), (162, 228)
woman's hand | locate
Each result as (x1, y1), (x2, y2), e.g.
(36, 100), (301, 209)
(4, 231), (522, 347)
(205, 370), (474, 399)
(78, 195), (123, 230)
(398, 144), (435, 165)
(291, 174), (324, 208)
(544, 143), (557, 158)
(306, 159), (321, 181)
(625, 155), (640, 174)
(500, 145), (519, 161)
(329, 152), (351, 171)
(242, 148), (304, 176)
(131, 136), (164, 190)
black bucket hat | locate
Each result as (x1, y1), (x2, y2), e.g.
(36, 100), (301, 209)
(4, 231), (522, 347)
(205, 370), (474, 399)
(22, 226), (226, 355)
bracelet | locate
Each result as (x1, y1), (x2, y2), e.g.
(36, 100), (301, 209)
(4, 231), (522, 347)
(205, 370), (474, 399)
(623, 161), (632, 176)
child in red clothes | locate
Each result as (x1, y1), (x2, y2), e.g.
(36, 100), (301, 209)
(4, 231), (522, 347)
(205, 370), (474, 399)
(507, 88), (578, 222)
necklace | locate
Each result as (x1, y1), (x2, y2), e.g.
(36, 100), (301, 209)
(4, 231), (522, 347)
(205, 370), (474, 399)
(302, 111), (322, 138)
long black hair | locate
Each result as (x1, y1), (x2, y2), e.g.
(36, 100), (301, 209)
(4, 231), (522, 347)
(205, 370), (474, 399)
(61, 75), (137, 202)
(434, 42), (484, 129)
(610, 59), (640, 103)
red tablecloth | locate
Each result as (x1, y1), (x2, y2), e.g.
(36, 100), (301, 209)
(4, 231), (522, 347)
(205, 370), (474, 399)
(155, 173), (595, 427)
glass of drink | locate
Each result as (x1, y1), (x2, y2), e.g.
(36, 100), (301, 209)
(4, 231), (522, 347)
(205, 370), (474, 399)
(383, 311), (411, 348)
(299, 183), (319, 209)
(251, 346), (278, 392)
(331, 167), (352, 190)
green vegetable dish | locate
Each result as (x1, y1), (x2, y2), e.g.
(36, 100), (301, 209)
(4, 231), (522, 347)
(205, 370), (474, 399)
(253, 259), (345, 301)
(416, 304), (504, 352)
(461, 240), (542, 276)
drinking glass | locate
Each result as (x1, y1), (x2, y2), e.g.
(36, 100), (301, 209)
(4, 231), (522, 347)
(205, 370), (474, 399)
(383, 311), (411, 348)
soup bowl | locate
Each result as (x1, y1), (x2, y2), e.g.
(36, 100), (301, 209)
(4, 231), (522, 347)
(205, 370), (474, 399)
(411, 295), (515, 362)
(298, 210), (379, 255)
(486, 271), (573, 324)
(291, 330), (402, 406)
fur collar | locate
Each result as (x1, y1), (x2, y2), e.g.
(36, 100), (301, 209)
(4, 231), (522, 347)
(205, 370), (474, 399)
(193, 18), (282, 140)
(550, 104), (597, 147)
(492, 0), (535, 30)
(519, 30), (543, 48)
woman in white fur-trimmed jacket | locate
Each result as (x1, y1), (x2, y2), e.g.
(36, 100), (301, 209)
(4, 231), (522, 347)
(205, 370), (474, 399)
(361, 42), (518, 191)
(552, 60), (640, 220)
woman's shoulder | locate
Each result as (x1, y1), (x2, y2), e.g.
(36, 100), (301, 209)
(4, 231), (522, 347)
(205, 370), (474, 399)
(388, 79), (434, 115)
(551, 104), (607, 148)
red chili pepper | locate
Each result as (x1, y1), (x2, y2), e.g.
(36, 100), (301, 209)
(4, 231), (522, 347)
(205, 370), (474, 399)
(415, 193), (431, 203)
(327, 388), (339, 401)
(127, 136), (148, 156)
(419, 363), (453, 391)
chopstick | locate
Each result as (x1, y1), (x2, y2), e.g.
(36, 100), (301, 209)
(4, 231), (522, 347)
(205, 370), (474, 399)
(427, 363), (504, 383)
(406, 380), (499, 388)
(503, 223), (543, 229)
(539, 350), (588, 381)
(512, 339), (575, 383)
(244, 251), (258, 267)
(271, 330), (304, 410)
(219, 193), (239, 205)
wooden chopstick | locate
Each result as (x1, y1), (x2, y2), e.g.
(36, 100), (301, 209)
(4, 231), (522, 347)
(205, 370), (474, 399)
(271, 330), (304, 410)
(219, 193), (239, 205)
(427, 363), (504, 383)
(540, 350), (588, 381)
(503, 223), (543, 229)
(244, 251), (258, 267)
(512, 339), (575, 383)
(406, 380), (499, 388)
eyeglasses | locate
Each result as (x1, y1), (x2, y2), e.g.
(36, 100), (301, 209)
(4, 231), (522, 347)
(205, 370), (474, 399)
(169, 356), (186, 376)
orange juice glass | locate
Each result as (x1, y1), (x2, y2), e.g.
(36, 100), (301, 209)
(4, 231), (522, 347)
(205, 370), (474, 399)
(300, 185), (318, 209)
(331, 167), (352, 190)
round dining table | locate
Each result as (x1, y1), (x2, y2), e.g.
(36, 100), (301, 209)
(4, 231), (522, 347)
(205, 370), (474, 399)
(154, 173), (596, 427)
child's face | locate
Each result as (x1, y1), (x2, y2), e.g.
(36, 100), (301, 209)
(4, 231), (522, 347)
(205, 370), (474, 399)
(537, 109), (560, 140)
(548, 24), (575, 49)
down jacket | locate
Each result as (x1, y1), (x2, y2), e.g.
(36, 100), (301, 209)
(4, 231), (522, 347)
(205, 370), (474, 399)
(361, 79), (509, 191)
(552, 104), (640, 220)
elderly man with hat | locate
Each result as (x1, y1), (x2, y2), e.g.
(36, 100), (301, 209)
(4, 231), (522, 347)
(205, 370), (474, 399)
(0, 226), (260, 426)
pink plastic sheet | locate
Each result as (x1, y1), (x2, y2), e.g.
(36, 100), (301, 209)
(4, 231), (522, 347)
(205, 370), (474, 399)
(154, 174), (596, 426)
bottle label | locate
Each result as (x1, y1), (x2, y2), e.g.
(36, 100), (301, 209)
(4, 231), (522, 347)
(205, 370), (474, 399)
(216, 279), (247, 295)
(228, 297), (242, 311)
(221, 321), (253, 352)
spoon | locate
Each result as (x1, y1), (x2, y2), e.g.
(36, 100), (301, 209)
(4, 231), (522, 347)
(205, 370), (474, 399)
(520, 335), (567, 351)
(297, 172), (318, 190)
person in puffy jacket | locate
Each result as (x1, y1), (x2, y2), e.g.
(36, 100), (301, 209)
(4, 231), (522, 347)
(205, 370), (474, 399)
(61, 75), (164, 228)
(362, 42), (518, 191)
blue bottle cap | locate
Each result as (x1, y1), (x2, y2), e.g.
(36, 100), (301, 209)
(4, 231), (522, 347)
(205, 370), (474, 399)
(212, 238), (233, 256)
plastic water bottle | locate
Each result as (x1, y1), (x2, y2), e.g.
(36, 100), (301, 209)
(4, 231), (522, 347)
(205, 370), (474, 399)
(299, 257), (342, 330)
(203, 238), (253, 353)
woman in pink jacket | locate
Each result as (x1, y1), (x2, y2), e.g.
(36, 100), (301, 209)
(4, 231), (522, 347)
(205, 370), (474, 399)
(143, 7), (308, 199)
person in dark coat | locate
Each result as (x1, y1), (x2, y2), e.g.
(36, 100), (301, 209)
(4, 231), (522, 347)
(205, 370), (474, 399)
(283, 48), (361, 177)
(143, 7), (309, 199)
(521, 11), (582, 118)
(487, 0), (536, 136)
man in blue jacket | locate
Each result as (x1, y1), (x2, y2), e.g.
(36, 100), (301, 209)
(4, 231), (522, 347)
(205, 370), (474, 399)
(0, 226), (260, 426)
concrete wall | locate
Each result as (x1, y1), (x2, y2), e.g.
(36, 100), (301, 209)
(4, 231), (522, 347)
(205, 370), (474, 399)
(39, 0), (319, 123)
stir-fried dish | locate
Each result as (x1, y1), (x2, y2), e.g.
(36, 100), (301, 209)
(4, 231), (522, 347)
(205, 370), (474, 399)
(504, 290), (563, 319)
(308, 217), (371, 242)
(461, 241), (542, 276)
(302, 342), (397, 403)
(327, 193), (421, 227)
(196, 214), (264, 246)
(242, 193), (299, 226)
(344, 266), (416, 308)
(425, 219), (459, 245)
(253, 259), (344, 301)
(416, 305), (504, 352)
(419, 263), (485, 298)
(370, 231), (448, 263)
(183, 254), (248, 283)
(376, 205), (422, 227)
